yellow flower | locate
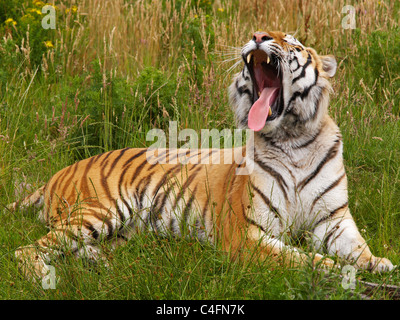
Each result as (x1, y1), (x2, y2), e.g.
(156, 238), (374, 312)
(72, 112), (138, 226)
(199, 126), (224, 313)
(218, 7), (224, 12)
(194, 14), (198, 18)
(44, 40), (54, 48)
(28, 8), (42, 15)
(5, 18), (17, 26)
(66, 5), (78, 14)
(33, 0), (45, 6)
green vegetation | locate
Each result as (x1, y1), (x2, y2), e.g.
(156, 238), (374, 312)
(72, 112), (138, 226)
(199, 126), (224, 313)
(0, 0), (399, 300)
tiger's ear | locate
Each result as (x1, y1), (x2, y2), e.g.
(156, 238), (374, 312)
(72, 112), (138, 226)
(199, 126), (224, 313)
(320, 55), (337, 78)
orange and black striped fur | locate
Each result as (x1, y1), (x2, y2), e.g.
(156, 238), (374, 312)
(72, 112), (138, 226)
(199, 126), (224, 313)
(9, 31), (393, 279)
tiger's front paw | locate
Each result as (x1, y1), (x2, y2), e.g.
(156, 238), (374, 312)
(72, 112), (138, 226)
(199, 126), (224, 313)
(312, 253), (336, 270)
(356, 256), (394, 273)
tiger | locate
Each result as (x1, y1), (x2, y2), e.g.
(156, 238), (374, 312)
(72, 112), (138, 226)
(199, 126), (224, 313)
(8, 31), (394, 280)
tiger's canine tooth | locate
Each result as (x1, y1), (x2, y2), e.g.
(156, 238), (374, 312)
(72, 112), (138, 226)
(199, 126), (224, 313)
(266, 55), (270, 64)
(268, 107), (272, 116)
(247, 52), (252, 64)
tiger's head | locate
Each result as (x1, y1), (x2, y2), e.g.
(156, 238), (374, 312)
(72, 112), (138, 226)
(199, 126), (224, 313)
(229, 31), (337, 140)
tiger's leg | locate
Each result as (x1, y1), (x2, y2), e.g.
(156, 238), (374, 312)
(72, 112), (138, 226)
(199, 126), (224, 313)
(220, 193), (335, 269)
(7, 185), (45, 213)
(311, 206), (394, 272)
(228, 223), (336, 269)
(15, 231), (107, 280)
(15, 211), (123, 279)
(15, 230), (69, 280)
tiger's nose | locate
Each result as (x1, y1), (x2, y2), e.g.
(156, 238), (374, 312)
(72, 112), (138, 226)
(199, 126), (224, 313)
(252, 32), (272, 44)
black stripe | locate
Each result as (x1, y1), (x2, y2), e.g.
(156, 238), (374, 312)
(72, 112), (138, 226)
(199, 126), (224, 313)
(290, 55), (300, 72)
(202, 193), (210, 221)
(167, 150), (183, 164)
(314, 202), (349, 228)
(69, 211), (112, 240)
(83, 220), (99, 240)
(114, 199), (127, 222)
(127, 156), (158, 210)
(189, 163), (200, 171)
(54, 161), (79, 199)
(148, 165), (184, 218)
(322, 227), (338, 253)
(122, 149), (147, 168)
(92, 152), (104, 164)
(130, 158), (151, 186)
(116, 233), (129, 242)
(286, 91), (302, 111)
(155, 149), (171, 164)
(169, 216), (177, 233)
(286, 68), (319, 113)
(153, 165), (182, 196)
(330, 202), (349, 217)
(147, 196), (164, 233)
(137, 172), (155, 211)
(254, 153), (288, 200)
(107, 148), (130, 176)
(242, 69), (250, 81)
(117, 159), (141, 220)
(33, 196), (43, 206)
(297, 138), (341, 192)
(298, 84), (322, 124)
(180, 186), (198, 233)
(247, 218), (266, 233)
(236, 78), (252, 98)
(310, 173), (346, 214)
(87, 210), (115, 238)
(133, 193), (141, 211)
(181, 150), (202, 164)
(237, 85), (252, 97)
(250, 182), (282, 220)
(200, 149), (218, 164)
(292, 52), (312, 84)
(99, 150), (114, 166)
(80, 156), (97, 191)
(98, 152), (129, 209)
(302, 68), (319, 99)
(294, 127), (322, 149)
(260, 134), (289, 156)
(103, 217), (114, 239)
(172, 166), (202, 210)
(100, 161), (114, 203)
(326, 227), (346, 251)
(241, 203), (266, 233)
(322, 221), (348, 255)
(150, 176), (178, 222)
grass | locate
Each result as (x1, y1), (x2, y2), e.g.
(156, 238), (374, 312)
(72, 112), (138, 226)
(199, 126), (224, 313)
(0, 0), (400, 300)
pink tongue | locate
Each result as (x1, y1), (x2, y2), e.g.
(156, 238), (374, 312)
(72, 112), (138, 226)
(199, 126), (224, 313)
(248, 87), (279, 131)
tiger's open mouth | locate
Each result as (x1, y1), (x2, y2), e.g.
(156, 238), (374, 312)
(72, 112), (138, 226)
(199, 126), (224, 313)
(244, 49), (283, 131)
